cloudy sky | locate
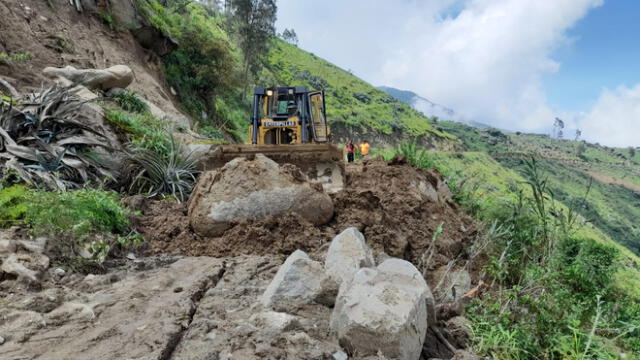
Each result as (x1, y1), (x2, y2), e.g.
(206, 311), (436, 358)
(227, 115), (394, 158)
(276, 0), (640, 147)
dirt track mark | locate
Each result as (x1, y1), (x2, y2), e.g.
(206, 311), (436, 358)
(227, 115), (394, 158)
(162, 261), (227, 360)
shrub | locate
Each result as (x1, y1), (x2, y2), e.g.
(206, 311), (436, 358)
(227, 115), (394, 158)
(111, 91), (149, 114)
(105, 108), (171, 155)
(0, 185), (30, 228)
(395, 140), (434, 168)
(124, 136), (199, 202)
(0, 186), (137, 268)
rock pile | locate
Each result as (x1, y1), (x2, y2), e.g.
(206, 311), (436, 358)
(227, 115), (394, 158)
(259, 227), (435, 360)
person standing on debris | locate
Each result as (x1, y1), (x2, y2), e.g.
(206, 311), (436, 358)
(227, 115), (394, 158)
(359, 140), (370, 160)
(346, 141), (355, 163)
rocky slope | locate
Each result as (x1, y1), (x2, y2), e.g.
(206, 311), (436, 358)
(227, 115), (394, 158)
(0, 159), (484, 360)
(0, 0), (190, 126)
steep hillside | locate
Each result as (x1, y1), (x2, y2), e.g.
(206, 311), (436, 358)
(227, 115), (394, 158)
(0, 0), (191, 125)
(261, 41), (458, 149)
(437, 121), (640, 255)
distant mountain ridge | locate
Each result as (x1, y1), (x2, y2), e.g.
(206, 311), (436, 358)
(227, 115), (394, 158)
(377, 86), (456, 120)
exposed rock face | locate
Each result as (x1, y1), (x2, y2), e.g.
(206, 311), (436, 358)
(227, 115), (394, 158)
(0, 233), (49, 283)
(324, 227), (374, 285)
(188, 155), (334, 237)
(43, 65), (134, 90)
(260, 250), (324, 310)
(330, 259), (430, 360)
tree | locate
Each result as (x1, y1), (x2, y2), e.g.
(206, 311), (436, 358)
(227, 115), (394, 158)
(574, 129), (581, 141)
(577, 142), (587, 157)
(553, 117), (565, 139)
(229, 0), (277, 97)
(281, 28), (298, 45)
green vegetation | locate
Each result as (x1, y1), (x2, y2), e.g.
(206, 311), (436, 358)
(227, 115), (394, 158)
(438, 121), (640, 258)
(385, 144), (640, 358)
(263, 40), (453, 141)
(0, 52), (32, 63)
(105, 107), (172, 155)
(134, 0), (245, 140)
(0, 185), (138, 267)
(131, 0), (453, 146)
(124, 136), (198, 202)
(111, 91), (149, 113)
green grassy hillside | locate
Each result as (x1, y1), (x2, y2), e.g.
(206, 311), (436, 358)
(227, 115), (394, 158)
(260, 40), (456, 147)
(437, 121), (640, 256)
(133, 0), (457, 148)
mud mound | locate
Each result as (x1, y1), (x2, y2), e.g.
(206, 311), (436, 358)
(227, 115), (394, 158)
(137, 159), (480, 284)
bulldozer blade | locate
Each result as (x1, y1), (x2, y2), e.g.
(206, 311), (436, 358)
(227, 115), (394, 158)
(197, 144), (345, 193)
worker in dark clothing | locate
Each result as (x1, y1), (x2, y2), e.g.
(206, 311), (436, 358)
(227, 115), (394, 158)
(346, 141), (355, 163)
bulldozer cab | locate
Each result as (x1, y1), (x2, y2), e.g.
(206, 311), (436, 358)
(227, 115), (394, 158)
(201, 86), (344, 193)
(249, 86), (328, 145)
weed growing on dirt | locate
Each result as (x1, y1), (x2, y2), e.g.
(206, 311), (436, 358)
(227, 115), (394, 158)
(0, 52), (32, 63)
(111, 91), (149, 114)
(395, 140), (435, 168)
(0, 186), (138, 268)
(105, 107), (171, 155)
(0, 185), (29, 227)
(124, 136), (199, 202)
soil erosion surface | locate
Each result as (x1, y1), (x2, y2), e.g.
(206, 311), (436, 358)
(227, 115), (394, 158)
(137, 158), (481, 287)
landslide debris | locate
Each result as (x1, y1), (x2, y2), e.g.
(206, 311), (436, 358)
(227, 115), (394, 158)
(188, 154), (334, 237)
(139, 159), (479, 286)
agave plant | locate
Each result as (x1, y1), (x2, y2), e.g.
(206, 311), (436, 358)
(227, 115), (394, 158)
(0, 84), (120, 190)
(124, 135), (199, 202)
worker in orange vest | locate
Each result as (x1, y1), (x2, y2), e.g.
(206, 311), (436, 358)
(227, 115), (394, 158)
(359, 140), (370, 160)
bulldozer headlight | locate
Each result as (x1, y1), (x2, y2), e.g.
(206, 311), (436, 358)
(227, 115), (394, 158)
(266, 90), (273, 96)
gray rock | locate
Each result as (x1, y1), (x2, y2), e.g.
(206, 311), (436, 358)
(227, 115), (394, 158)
(330, 259), (430, 360)
(54, 268), (66, 277)
(332, 350), (348, 360)
(250, 311), (300, 332)
(260, 250), (324, 310)
(324, 227), (374, 285)
(1, 252), (49, 283)
(189, 155), (334, 237)
(43, 65), (134, 90)
(0, 335), (5, 345)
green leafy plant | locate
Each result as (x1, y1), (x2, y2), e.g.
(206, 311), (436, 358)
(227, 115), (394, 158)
(0, 187), (137, 268)
(125, 136), (199, 202)
(395, 140), (434, 168)
(111, 91), (149, 114)
(1, 84), (118, 190)
(0, 185), (29, 227)
(105, 107), (170, 155)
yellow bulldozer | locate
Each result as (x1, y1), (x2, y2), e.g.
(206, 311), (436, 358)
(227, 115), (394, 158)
(200, 86), (345, 192)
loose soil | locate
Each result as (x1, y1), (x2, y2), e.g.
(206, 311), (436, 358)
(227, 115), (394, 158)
(136, 159), (482, 287)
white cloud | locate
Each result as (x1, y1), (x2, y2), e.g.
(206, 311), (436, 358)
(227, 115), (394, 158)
(577, 85), (640, 147)
(277, 0), (603, 133)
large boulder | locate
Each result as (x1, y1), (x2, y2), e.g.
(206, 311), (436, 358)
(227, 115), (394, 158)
(188, 155), (334, 237)
(324, 227), (374, 285)
(260, 250), (324, 310)
(330, 259), (430, 360)
(43, 65), (134, 90)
